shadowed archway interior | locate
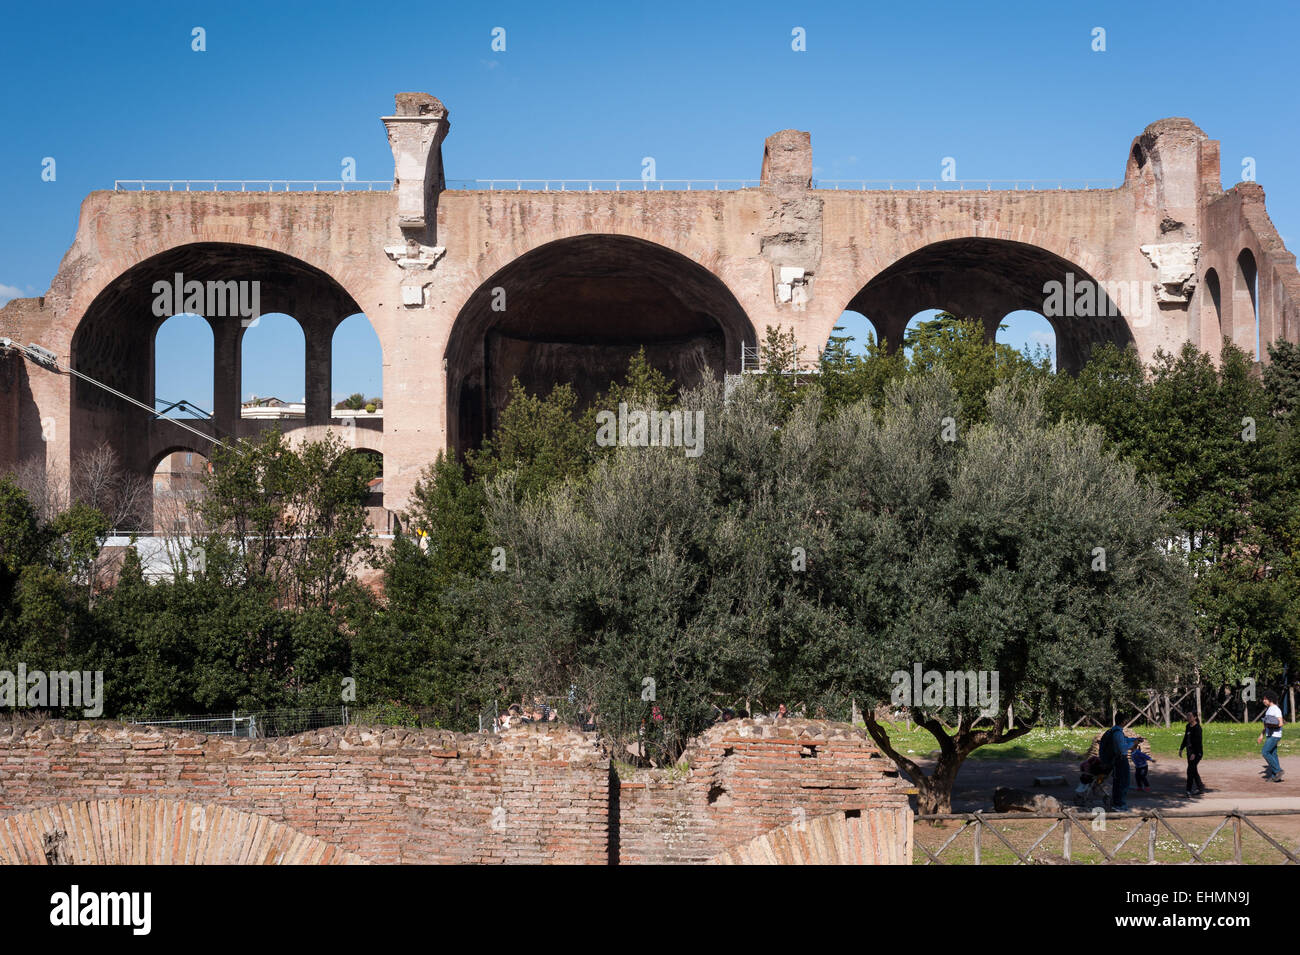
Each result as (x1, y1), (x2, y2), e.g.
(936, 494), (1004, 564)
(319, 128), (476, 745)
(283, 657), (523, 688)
(70, 243), (362, 475)
(845, 237), (1133, 373)
(445, 234), (756, 453)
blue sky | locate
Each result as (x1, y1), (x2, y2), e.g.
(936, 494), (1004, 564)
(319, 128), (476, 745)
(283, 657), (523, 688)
(2, 0), (1297, 406)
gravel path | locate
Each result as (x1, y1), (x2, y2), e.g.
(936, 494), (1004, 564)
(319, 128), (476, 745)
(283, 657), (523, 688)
(909, 755), (1298, 813)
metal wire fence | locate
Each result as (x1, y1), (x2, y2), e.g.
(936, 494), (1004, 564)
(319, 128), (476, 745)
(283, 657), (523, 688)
(915, 808), (1300, 865)
(129, 706), (350, 738)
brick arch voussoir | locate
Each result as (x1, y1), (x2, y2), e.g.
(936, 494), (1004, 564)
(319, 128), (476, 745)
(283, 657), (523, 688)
(452, 221), (748, 320)
(146, 441), (214, 474)
(710, 807), (912, 865)
(0, 797), (368, 865)
(59, 231), (374, 356)
(837, 222), (1116, 318)
(820, 222), (1120, 357)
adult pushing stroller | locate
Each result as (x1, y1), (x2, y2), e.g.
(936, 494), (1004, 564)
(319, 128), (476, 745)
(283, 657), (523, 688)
(1074, 754), (1113, 810)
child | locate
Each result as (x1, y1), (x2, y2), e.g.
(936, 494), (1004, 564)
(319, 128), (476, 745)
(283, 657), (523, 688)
(1131, 745), (1155, 791)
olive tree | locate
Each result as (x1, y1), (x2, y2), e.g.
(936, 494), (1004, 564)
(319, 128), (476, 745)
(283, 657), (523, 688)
(812, 374), (1197, 812)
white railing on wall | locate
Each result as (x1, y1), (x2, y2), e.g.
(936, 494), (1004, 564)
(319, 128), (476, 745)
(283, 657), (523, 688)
(450, 178), (1118, 192)
(814, 179), (1119, 191)
(450, 179), (762, 191)
(112, 178), (1119, 194)
(113, 180), (392, 192)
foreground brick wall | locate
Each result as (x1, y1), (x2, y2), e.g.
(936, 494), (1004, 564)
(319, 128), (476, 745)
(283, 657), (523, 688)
(615, 719), (910, 864)
(0, 721), (609, 864)
(0, 717), (910, 864)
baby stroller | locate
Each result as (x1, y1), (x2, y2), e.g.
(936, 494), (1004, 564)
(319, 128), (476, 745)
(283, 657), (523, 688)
(1074, 754), (1113, 810)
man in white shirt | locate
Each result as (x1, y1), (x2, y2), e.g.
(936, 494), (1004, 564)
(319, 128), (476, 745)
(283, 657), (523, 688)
(1256, 690), (1285, 782)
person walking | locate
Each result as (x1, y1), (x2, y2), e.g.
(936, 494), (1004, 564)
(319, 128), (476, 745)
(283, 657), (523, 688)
(1179, 715), (1206, 795)
(1100, 724), (1143, 811)
(1258, 690), (1285, 782)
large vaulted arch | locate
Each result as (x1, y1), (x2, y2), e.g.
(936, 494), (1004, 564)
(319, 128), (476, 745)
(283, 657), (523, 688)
(444, 234), (756, 454)
(68, 243), (364, 527)
(840, 237), (1134, 374)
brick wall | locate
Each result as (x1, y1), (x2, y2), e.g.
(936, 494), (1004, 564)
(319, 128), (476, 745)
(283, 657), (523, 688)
(615, 718), (909, 864)
(0, 720), (609, 865)
(0, 717), (910, 864)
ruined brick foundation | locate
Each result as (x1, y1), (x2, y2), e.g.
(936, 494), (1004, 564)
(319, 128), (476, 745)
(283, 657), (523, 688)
(0, 717), (912, 864)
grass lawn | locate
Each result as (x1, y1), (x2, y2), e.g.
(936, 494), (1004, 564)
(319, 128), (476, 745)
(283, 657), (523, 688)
(867, 721), (1300, 761)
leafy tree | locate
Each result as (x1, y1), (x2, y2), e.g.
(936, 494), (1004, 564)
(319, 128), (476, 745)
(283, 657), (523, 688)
(467, 380), (594, 500)
(200, 430), (377, 612)
(462, 372), (1193, 804)
(816, 325), (905, 415)
(0, 477), (44, 588)
(467, 381), (775, 762)
(1053, 340), (1298, 685)
(367, 452), (488, 725)
(1043, 342), (1149, 463)
(818, 374), (1195, 811)
(599, 347), (677, 412)
(754, 326), (809, 421)
(902, 313), (1049, 422)
(0, 476), (107, 709)
(1264, 339), (1300, 420)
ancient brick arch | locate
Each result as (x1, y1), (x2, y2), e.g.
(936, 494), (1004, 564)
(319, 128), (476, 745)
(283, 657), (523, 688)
(443, 232), (757, 453)
(147, 442), (211, 474)
(845, 222), (1117, 305)
(1232, 247), (1260, 356)
(45, 212), (382, 346)
(0, 798), (365, 865)
(283, 422), (385, 456)
(836, 235), (1133, 373)
(1197, 183), (1298, 361)
(710, 807), (912, 865)
(60, 241), (367, 528)
(443, 198), (758, 313)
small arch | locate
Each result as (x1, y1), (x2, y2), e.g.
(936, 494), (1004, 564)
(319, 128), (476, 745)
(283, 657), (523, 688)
(1234, 249), (1259, 359)
(241, 314), (306, 418)
(997, 310), (1057, 371)
(154, 313), (213, 418)
(1130, 143), (1146, 171)
(1202, 268), (1223, 354)
(331, 313), (383, 423)
(151, 447), (210, 534)
(350, 448), (384, 505)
